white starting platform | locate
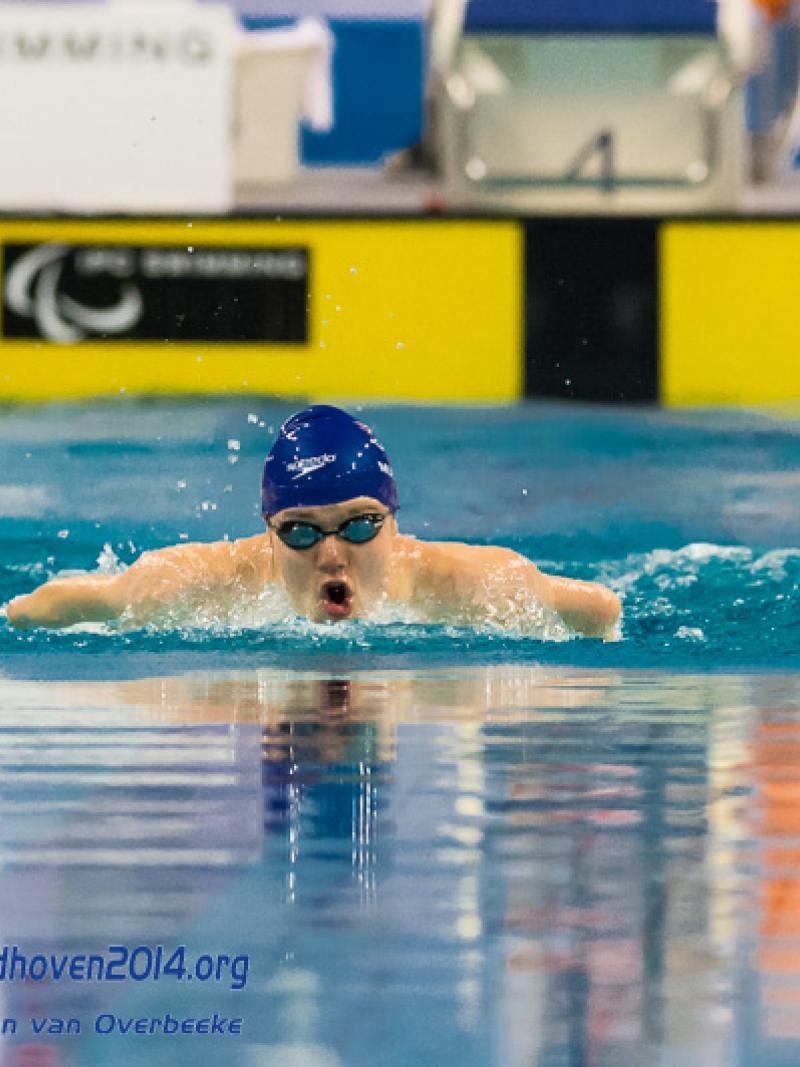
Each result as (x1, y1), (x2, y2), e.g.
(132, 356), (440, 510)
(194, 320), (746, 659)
(431, 0), (760, 214)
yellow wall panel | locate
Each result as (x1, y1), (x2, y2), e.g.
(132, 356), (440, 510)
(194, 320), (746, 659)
(0, 218), (523, 403)
(661, 222), (800, 406)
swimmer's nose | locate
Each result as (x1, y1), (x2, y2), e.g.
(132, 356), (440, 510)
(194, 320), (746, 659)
(316, 533), (347, 573)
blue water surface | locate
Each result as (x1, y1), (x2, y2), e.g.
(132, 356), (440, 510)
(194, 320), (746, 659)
(0, 400), (798, 676)
(0, 401), (799, 1067)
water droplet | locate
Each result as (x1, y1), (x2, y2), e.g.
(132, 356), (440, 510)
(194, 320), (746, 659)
(247, 413), (258, 424)
(57, 529), (69, 539)
(349, 266), (357, 275)
(227, 438), (240, 452)
(176, 480), (187, 490)
(396, 342), (404, 350)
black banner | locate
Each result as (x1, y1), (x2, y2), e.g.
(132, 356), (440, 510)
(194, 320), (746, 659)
(1, 243), (309, 344)
(525, 219), (657, 403)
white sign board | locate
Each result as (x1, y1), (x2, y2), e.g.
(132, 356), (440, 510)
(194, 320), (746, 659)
(0, 2), (235, 212)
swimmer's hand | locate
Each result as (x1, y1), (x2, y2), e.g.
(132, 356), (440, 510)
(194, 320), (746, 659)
(533, 571), (621, 639)
(6, 537), (269, 630)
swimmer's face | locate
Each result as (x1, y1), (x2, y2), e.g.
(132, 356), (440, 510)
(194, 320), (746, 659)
(267, 496), (396, 623)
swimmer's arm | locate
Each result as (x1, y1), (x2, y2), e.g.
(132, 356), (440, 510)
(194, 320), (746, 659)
(417, 542), (621, 638)
(6, 574), (124, 630)
(531, 570), (622, 638)
(6, 536), (270, 630)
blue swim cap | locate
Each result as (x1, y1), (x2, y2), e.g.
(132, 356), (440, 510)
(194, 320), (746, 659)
(261, 405), (398, 517)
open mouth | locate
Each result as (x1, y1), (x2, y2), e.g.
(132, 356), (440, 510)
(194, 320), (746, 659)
(320, 579), (354, 620)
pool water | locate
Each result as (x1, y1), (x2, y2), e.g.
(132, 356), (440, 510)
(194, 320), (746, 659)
(0, 400), (798, 673)
(0, 400), (798, 1066)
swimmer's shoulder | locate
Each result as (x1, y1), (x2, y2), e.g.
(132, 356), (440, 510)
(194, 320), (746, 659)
(228, 533), (274, 587)
(133, 533), (273, 591)
(392, 535), (528, 601)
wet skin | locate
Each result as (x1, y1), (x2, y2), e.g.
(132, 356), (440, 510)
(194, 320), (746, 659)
(5, 495), (622, 637)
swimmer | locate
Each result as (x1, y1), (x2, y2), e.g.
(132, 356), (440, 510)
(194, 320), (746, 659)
(5, 406), (621, 637)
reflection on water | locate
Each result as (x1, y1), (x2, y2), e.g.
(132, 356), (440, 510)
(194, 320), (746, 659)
(0, 667), (796, 1065)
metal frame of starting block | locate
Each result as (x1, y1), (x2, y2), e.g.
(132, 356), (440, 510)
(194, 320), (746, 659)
(432, 0), (751, 213)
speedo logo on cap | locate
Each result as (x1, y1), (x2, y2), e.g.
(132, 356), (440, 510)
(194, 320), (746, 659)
(287, 453), (336, 480)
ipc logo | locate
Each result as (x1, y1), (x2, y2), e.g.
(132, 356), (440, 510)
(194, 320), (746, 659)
(3, 243), (143, 342)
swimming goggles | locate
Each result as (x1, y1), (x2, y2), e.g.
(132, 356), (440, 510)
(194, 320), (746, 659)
(270, 512), (387, 550)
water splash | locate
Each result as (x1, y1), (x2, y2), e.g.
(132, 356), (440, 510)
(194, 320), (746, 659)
(1, 539), (799, 676)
